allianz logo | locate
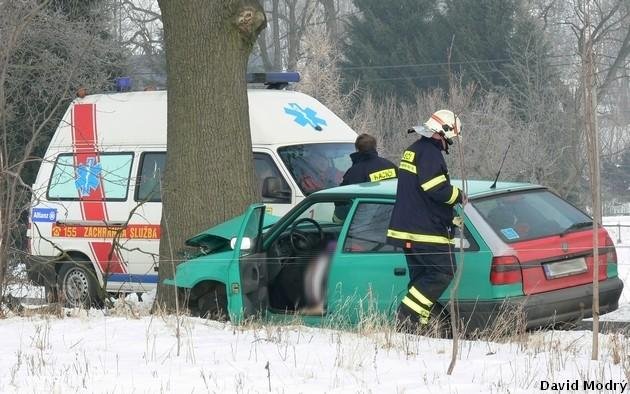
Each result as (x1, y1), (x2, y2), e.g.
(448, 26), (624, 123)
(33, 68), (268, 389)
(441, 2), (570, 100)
(33, 210), (56, 220)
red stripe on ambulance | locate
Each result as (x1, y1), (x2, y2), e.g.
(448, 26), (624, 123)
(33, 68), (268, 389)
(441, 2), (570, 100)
(71, 104), (126, 274)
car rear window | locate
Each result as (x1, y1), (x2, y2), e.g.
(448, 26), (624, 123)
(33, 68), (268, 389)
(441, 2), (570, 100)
(472, 189), (592, 243)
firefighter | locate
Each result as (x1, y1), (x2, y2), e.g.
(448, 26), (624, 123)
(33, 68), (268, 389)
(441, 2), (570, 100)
(332, 133), (398, 223)
(386, 109), (465, 331)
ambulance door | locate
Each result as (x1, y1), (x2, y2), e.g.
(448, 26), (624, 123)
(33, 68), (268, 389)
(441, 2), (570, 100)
(124, 151), (165, 291)
(253, 151), (293, 217)
(46, 151), (136, 288)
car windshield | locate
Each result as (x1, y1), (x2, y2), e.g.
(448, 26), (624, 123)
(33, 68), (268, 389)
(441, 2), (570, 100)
(278, 143), (354, 195)
(472, 189), (592, 243)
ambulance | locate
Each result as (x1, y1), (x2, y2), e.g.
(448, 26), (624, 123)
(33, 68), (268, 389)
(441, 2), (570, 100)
(26, 73), (358, 307)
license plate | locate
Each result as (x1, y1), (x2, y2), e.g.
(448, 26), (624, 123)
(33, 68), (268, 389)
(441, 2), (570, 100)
(543, 257), (587, 279)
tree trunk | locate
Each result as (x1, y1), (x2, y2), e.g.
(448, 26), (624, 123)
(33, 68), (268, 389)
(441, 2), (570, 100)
(155, 0), (265, 311)
(286, 0), (298, 70)
(320, 0), (338, 40)
(272, 0), (282, 69)
(582, 1), (600, 361)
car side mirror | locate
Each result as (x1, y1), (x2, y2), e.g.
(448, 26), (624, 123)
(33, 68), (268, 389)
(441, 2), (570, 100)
(230, 237), (252, 251)
(262, 176), (290, 201)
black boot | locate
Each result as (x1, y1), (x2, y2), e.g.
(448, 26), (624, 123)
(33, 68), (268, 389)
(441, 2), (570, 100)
(395, 304), (421, 333)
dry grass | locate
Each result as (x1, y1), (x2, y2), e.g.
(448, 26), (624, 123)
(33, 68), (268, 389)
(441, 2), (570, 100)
(5, 299), (630, 392)
(6, 285), (630, 392)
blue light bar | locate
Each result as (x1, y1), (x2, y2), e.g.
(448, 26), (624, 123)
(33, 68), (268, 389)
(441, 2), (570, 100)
(115, 77), (132, 92)
(246, 72), (300, 85)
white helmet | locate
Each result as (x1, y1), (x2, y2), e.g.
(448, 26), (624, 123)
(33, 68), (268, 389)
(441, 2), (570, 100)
(409, 109), (462, 143)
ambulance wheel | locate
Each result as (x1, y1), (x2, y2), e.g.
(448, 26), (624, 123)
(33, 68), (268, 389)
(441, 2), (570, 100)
(58, 263), (102, 308)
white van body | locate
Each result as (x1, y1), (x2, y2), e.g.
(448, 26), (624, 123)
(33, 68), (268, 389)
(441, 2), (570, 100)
(28, 88), (357, 295)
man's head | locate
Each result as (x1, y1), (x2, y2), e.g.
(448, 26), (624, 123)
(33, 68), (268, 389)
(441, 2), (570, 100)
(407, 109), (461, 152)
(355, 133), (377, 153)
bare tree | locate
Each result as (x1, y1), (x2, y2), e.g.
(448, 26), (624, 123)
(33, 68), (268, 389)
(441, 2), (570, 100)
(110, 0), (165, 88)
(580, 0), (602, 361)
(297, 28), (357, 120)
(350, 86), (540, 187)
(528, 0), (630, 205)
(0, 0), (122, 307)
(116, 0), (162, 54)
(254, 0), (355, 71)
(319, 0), (338, 39)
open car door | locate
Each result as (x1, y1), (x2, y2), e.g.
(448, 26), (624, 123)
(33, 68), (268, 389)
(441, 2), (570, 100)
(234, 204), (269, 319)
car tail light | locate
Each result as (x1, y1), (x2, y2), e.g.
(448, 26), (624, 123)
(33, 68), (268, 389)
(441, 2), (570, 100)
(604, 233), (617, 265)
(490, 255), (522, 285)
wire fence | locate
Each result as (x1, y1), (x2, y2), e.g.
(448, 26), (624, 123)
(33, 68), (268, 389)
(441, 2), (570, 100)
(604, 223), (630, 244)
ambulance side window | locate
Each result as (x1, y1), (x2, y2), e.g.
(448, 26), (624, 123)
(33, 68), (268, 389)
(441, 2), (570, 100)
(136, 152), (166, 202)
(254, 153), (291, 203)
(47, 153), (133, 200)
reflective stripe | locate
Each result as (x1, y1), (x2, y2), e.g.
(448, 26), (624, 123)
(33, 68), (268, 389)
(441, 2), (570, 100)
(369, 168), (397, 182)
(446, 187), (459, 205)
(431, 113), (446, 127)
(421, 174), (446, 191)
(387, 229), (454, 244)
(399, 161), (417, 174)
(402, 296), (430, 318)
(410, 286), (433, 307)
(402, 150), (415, 162)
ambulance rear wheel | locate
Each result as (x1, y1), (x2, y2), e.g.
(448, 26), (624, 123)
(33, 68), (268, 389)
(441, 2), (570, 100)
(58, 263), (102, 308)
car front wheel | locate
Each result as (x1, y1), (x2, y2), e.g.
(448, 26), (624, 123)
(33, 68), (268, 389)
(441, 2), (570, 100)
(190, 282), (228, 321)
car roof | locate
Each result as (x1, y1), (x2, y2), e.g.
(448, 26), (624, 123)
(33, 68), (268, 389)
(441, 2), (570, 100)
(313, 179), (544, 200)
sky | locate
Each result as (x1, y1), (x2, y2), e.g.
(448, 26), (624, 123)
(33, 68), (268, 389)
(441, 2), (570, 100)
(1, 218), (630, 393)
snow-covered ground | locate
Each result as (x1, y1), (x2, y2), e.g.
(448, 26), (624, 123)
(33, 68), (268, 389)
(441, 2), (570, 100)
(1, 217), (630, 393)
(601, 216), (630, 322)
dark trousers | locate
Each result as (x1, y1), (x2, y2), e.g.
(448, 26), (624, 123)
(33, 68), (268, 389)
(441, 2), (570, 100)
(397, 246), (456, 326)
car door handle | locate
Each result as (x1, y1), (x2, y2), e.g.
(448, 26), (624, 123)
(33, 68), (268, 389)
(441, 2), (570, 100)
(394, 267), (406, 276)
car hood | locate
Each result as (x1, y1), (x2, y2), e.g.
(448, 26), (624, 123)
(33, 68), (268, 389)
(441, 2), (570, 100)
(185, 212), (281, 251)
(163, 250), (235, 288)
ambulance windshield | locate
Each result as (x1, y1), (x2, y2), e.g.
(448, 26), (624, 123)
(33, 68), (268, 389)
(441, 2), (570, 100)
(278, 143), (354, 195)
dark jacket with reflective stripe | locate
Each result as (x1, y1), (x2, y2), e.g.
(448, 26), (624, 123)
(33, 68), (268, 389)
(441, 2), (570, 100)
(340, 149), (397, 186)
(333, 150), (397, 223)
(387, 137), (462, 250)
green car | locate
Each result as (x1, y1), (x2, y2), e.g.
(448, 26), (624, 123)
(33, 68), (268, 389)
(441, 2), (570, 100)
(165, 179), (623, 330)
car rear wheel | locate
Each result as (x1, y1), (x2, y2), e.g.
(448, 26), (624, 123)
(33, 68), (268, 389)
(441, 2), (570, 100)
(58, 262), (102, 308)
